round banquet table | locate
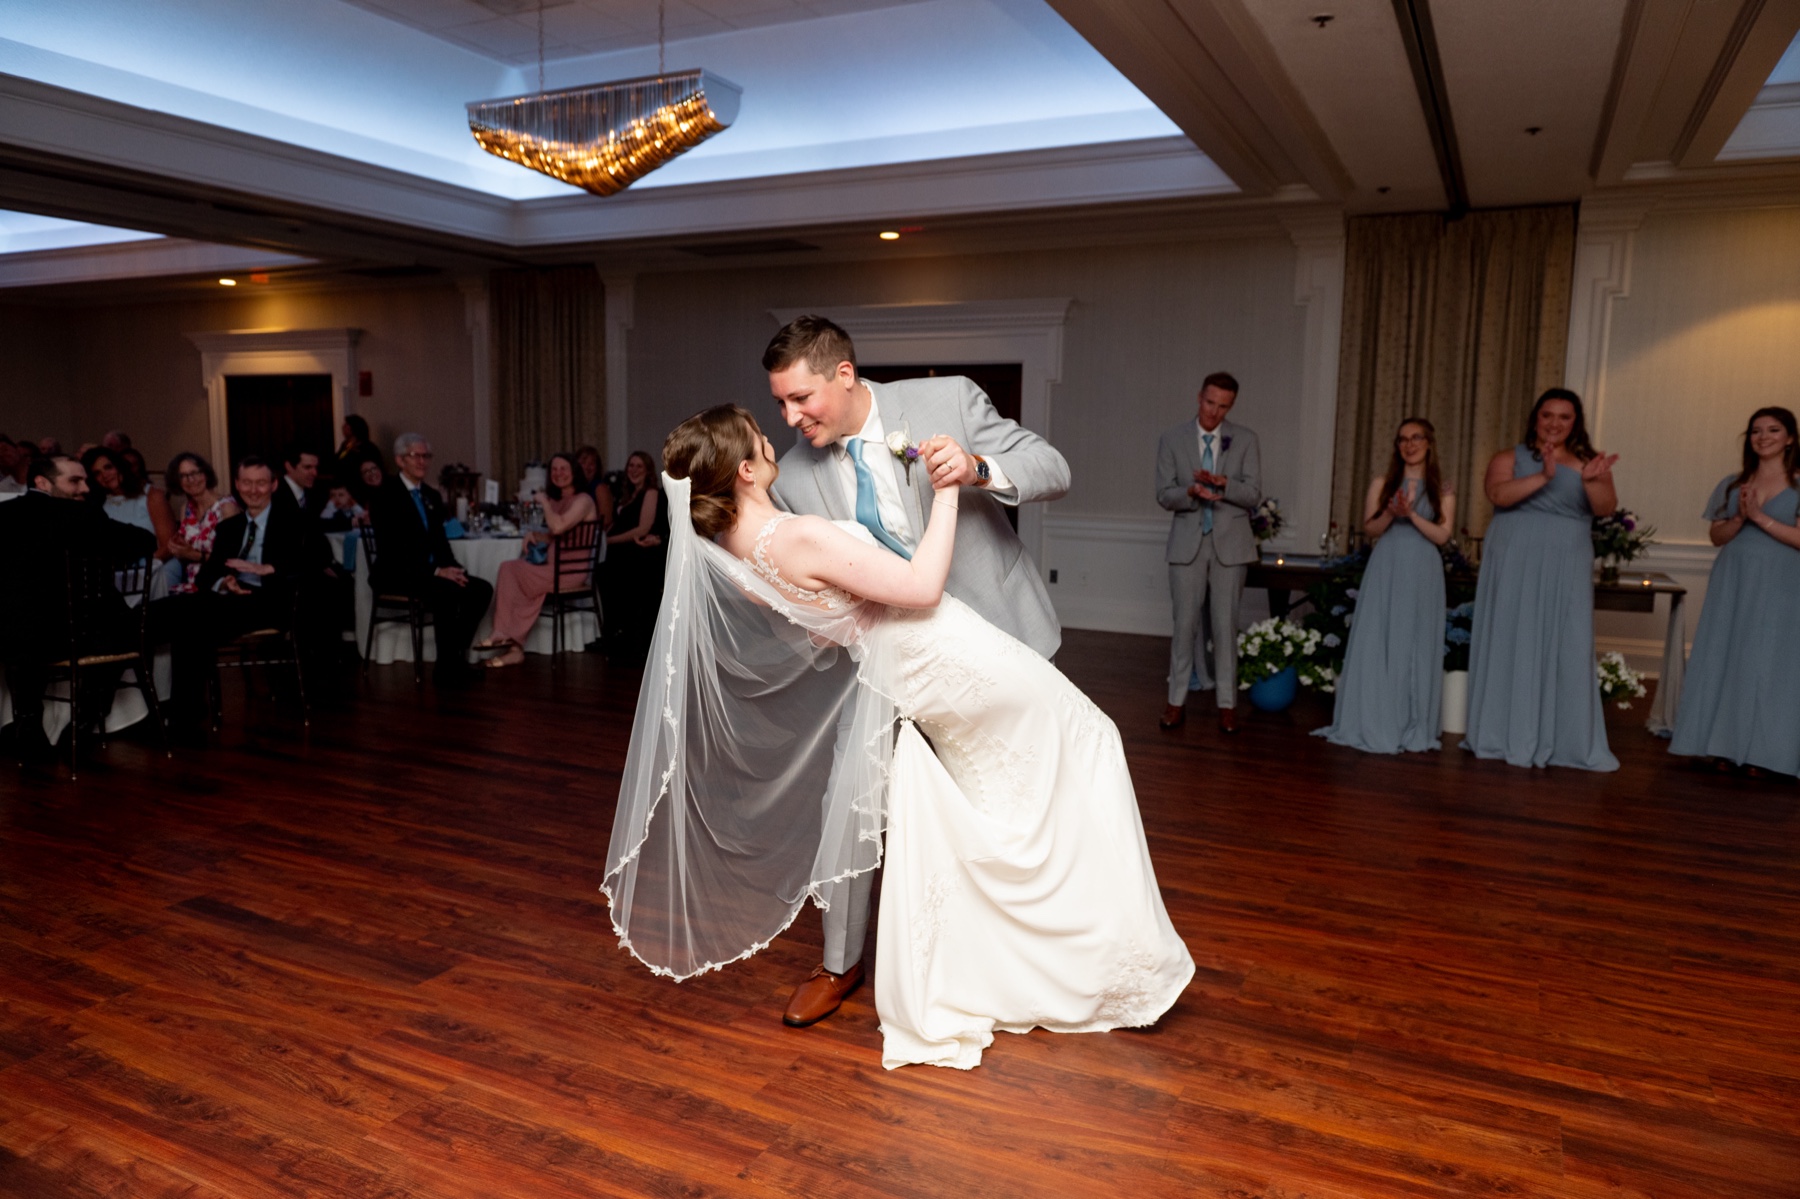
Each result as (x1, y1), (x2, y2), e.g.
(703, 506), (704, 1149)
(328, 531), (598, 664)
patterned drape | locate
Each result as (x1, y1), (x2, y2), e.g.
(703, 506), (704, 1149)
(490, 265), (606, 490)
(1330, 206), (1577, 538)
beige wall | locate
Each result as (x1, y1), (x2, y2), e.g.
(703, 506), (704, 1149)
(1601, 205), (1800, 541)
(625, 236), (1311, 521)
(0, 280), (478, 476)
(1575, 200), (1800, 666)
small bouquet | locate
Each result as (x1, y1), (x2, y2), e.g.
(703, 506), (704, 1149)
(1236, 618), (1334, 692)
(1591, 509), (1655, 576)
(1596, 651), (1647, 709)
(1249, 497), (1284, 542)
(886, 429), (924, 481)
(1443, 601), (1474, 672)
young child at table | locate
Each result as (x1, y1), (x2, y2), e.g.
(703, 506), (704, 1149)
(318, 480), (367, 531)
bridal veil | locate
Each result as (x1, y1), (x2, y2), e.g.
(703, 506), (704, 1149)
(601, 475), (898, 979)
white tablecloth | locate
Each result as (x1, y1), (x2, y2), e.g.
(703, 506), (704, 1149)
(328, 532), (597, 664)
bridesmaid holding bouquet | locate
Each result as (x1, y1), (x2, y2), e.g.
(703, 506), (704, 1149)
(1463, 388), (1620, 771)
(1670, 407), (1800, 777)
(1316, 417), (1455, 753)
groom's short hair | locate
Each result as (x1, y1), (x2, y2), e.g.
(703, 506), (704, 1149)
(1201, 371), (1240, 396)
(763, 315), (857, 376)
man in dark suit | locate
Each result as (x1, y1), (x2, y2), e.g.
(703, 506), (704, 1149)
(368, 433), (490, 688)
(275, 443), (326, 519)
(0, 455), (156, 760)
(155, 455), (331, 730)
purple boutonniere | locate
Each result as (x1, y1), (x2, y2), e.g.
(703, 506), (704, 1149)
(1221, 434), (1232, 453)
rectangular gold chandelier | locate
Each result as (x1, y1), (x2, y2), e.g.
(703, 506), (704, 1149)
(468, 70), (742, 197)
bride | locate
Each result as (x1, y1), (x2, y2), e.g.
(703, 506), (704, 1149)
(603, 405), (1193, 1069)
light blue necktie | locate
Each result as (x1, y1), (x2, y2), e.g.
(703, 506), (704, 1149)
(1200, 432), (1215, 535)
(852, 441), (911, 559)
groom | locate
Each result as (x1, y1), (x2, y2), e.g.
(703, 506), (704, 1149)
(765, 313), (1070, 1027)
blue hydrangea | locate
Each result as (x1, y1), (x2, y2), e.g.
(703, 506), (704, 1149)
(1330, 605), (1346, 616)
(1446, 627), (1471, 644)
(1323, 633), (1340, 648)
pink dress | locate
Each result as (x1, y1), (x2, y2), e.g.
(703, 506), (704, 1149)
(171, 497), (233, 593)
(491, 495), (596, 645)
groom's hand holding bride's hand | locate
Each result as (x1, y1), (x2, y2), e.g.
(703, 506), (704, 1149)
(921, 435), (978, 489)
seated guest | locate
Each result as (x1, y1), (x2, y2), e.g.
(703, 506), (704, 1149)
(277, 444), (325, 517)
(119, 447), (153, 491)
(38, 436), (64, 457)
(102, 430), (132, 453)
(480, 452), (597, 668)
(574, 444), (616, 531)
(317, 479), (367, 530)
(355, 457), (386, 506)
(368, 433), (492, 688)
(0, 436), (25, 498)
(155, 456), (326, 733)
(164, 451), (239, 594)
(600, 449), (668, 666)
(0, 455), (156, 761)
(83, 446), (175, 562)
(1670, 407), (1800, 778)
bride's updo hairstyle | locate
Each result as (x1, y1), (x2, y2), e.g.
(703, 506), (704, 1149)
(663, 403), (767, 540)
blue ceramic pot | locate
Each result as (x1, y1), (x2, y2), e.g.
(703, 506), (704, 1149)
(1247, 665), (1298, 712)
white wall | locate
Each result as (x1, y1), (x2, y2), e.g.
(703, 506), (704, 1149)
(1569, 194), (1800, 670)
(624, 229), (1328, 635)
(0, 280), (480, 477)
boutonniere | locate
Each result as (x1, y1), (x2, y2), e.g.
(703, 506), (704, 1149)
(886, 428), (923, 480)
(1220, 434), (1232, 453)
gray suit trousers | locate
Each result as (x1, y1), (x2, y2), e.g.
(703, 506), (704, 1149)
(1168, 533), (1244, 708)
(821, 871), (874, 974)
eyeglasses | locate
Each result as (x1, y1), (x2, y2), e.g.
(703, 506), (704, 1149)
(176, 470), (206, 480)
(1396, 434), (1429, 445)
(402, 451), (434, 461)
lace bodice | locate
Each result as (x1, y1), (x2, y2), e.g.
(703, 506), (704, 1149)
(749, 513), (861, 612)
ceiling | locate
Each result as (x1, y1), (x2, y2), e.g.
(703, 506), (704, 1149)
(1, 0), (1798, 291)
(340, 0), (936, 64)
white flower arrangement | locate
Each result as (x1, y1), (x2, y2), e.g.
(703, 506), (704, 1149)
(1235, 618), (1333, 692)
(1596, 651), (1647, 709)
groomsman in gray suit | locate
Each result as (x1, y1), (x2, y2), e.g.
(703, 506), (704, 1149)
(765, 314), (1070, 1027)
(1156, 372), (1261, 733)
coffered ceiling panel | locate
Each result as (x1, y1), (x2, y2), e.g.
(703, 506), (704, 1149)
(1239, 0), (1442, 212)
(1430, 0), (1629, 207)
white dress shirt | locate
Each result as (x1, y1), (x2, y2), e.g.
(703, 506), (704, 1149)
(833, 389), (917, 551)
(227, 505), (271, 589)
(285, 476), (307, 505)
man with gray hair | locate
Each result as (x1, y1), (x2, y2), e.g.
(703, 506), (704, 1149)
(367, 433), (490, 687)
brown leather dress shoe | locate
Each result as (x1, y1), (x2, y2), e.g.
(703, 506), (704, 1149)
(1217, 706), (1239, 733)
(783, 961), (865, 1027)
(1158, 704), (1185, 731)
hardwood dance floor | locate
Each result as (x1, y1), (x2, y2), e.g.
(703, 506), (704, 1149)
(2, 630), (1797, 1198)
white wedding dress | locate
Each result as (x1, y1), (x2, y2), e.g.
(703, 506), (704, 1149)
(750, 515), (1195, 1069)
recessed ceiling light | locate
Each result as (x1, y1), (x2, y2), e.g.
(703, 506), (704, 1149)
(218, 278), (237, 286)
(879, 231), (901, 241)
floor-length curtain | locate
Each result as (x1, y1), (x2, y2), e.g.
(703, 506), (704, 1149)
(490, 265), (605, 493)
(1330, 206), (1576, 539)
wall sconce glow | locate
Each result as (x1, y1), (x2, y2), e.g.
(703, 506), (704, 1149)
(218, 278), (237, 286)
(879, 231), (901, 241)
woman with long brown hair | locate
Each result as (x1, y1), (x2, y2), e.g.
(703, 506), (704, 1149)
(1315, 417), (1456, 753)
(1670, 407), (1800, 777)
(1463, 388), (1621, 771)
(600, 449), (669, 665)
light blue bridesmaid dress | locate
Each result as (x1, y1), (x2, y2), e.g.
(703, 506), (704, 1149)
(1315, 480), (1445, 753)
(1669, 477), (1800, 775)
(1461, 445), (1618, 771)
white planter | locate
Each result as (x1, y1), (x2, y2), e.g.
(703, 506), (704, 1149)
(1440, 670), (1469, 736)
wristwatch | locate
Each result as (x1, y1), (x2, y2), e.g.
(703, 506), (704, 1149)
(973, 456), (991, 485)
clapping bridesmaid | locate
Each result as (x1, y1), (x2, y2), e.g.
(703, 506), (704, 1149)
(1669, 407), (1800, 778)
(1316, 418), (1455, 753)
(1463, 388), (1621, 771)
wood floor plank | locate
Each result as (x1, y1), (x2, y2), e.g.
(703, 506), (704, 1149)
(1, 633), (1796, 1197)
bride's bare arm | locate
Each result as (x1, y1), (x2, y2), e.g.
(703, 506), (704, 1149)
(776, 494), (959, 608)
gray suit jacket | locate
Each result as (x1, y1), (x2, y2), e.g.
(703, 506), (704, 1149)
(1156, 417), (1262, 567)
(772, 375), (1070, 659)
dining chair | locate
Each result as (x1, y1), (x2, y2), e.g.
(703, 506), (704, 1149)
(359, 524), (431, 683)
